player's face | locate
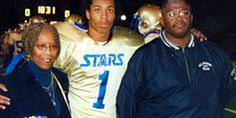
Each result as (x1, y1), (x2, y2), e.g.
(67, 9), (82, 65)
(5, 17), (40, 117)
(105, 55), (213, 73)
(31, 28), (59, 70)
(161, 0), (192, 38)
(86, 0), (116, 35)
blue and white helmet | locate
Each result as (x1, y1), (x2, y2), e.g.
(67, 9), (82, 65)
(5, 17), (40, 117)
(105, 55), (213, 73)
(130, 4), (162, 36)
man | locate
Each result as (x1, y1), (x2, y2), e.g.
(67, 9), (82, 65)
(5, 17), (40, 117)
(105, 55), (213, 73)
(116, 0), (236, 118)
(54, 0), (143, 117)
(131, 3), (206, 44)
(0, 0), (144, 117)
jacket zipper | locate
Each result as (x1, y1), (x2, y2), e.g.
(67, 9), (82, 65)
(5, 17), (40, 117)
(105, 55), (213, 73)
(182, 48), (192, 83)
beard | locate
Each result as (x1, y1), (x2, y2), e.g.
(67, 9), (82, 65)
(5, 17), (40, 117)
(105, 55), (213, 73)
(172, 29), (191, 38)
(166, 23), (192, 39)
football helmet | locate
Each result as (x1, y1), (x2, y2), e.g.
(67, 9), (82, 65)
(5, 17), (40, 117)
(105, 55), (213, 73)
(18, 22), (27, 32)
(65, 14), (83, 24)
(29, 15), (46, 24)
(65, 14), (87, 30)
(131, 4), (162, 36)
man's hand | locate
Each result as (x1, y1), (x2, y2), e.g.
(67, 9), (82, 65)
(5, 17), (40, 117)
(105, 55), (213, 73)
(0, 83), (10, 110)
(191, 28), (207, 41)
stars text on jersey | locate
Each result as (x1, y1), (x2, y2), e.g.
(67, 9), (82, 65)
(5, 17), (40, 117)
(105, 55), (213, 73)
(80, 53), (124, 67)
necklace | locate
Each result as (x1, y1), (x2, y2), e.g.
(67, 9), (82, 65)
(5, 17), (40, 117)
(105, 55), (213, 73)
(38, 72), (57, 106)
(41, 72), (54, 91)
(47, 84), (56, 106)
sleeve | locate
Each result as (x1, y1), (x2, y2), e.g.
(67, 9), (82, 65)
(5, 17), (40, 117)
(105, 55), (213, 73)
(116, 48), (148, 118)
(53, 22), (84, 74)
(53, 36), (75, 74)
(53, 38), (69, 70)
(218, 52), (236, 107)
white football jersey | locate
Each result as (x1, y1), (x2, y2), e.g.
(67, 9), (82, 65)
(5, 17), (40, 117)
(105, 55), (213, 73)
(54, 22), (144, 118)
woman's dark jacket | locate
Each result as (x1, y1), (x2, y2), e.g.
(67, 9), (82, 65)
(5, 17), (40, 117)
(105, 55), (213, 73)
(0, 62), (71, 118)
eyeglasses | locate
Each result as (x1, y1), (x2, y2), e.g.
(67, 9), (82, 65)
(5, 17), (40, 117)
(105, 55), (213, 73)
(34, 44), (59, 51)
(165, 10), (191, 19)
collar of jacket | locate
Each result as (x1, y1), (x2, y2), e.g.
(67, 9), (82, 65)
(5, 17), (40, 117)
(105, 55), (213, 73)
(160, 30), (195, 50)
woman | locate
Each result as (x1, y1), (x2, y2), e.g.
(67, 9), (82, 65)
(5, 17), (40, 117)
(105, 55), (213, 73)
(0, 23), (71, 118)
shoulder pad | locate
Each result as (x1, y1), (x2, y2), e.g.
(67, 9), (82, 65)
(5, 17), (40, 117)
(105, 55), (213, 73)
(8, 32), (22, 45)
(144, 33), (160, 44)
(53, 22), (88, 43)
(112, 26), (144, 46)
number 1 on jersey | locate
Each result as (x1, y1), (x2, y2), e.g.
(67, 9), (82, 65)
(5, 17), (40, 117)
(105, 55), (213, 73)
(93, 70), (109, 109)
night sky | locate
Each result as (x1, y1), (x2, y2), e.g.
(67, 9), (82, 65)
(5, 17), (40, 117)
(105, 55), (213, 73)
(0, 0), (236, 59)
(0, 0), (236, 34)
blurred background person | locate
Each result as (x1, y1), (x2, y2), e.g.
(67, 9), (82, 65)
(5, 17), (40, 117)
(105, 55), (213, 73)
(0, 33), (12, 72)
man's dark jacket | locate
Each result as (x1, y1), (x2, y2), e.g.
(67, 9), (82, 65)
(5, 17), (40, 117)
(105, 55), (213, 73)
(117, 31), (236, 118)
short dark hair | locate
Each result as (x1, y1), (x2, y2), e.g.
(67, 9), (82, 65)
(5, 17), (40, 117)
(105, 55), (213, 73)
(161, 0), (192, 13)
(22, 23), (60, 57)
(79, 0), (121, 27)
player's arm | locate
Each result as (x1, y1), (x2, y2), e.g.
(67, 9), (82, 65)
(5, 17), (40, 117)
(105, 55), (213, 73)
(0, 83), (10, 110)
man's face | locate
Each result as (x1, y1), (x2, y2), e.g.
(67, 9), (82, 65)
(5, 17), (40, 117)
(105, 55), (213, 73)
(86, 0), (116, 36)
(161, 1), (193, 38)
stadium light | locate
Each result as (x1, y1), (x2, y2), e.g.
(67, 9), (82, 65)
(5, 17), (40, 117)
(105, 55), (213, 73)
(120, 14), (127, 21)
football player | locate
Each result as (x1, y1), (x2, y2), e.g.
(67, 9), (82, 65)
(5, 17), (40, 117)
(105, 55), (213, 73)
(0, 33), (13, 71)
(27, 15), (46, 26)
(8, 27), (23, 57)
(53, 0), (143, 117)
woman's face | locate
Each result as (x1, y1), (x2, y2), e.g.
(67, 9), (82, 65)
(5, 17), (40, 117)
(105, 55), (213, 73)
(31, 28), (59, 70)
